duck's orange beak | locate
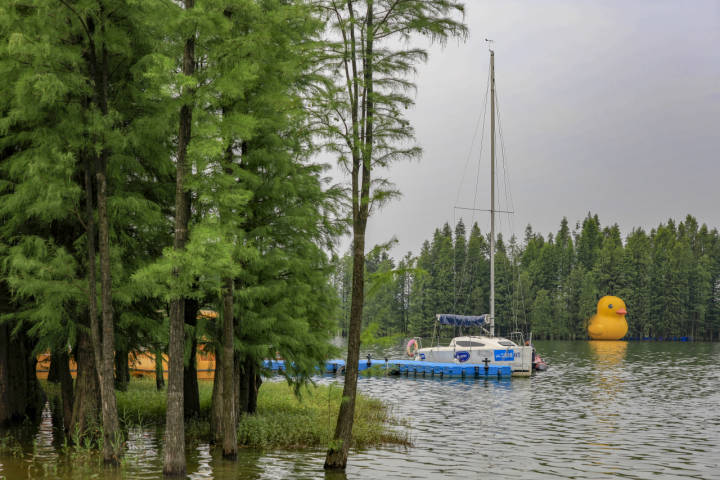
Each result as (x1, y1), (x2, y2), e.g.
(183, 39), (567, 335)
(616, 308), (627, 315)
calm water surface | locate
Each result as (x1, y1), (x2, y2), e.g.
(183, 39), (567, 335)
(1, 341), (719, 479)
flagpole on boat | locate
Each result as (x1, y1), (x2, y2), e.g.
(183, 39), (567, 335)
(489, 45), (496, 337)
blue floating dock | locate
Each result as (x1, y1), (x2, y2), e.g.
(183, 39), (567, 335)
(262, 359), (511, 378)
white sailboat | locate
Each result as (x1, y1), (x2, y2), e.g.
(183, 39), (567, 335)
(412, 48), (536, 376)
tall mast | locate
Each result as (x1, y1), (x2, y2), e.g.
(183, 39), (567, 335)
(489, 49), (495, 337)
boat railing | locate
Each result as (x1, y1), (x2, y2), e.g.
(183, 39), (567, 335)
(507, 331), (526, 347)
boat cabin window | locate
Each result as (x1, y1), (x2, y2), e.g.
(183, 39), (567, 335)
(498, 340), (516, 347)
(455, 340), (485, 347)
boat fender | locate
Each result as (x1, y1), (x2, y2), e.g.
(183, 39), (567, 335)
(406, 339), (419, 357)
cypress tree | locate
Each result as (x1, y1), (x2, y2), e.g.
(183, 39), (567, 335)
(316, 1), (467, 469)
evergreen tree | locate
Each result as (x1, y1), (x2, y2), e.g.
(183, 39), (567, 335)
(576, 213), (602, 271)
(315, 1), (467, 467)
(453, 219), (468, 313)
(593, 224), (624, 295)
(408, 241), (432, 336)
(428, 225), (455, 317)
(618, 228), (652, 337)
(464, 223), (489, 315)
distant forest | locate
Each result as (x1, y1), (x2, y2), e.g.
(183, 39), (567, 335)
(331, 214), (720, 341)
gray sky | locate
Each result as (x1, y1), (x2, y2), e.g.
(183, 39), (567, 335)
(333, 0), (720, 258)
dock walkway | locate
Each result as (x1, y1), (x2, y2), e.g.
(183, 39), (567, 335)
(263, 359), (512, 378)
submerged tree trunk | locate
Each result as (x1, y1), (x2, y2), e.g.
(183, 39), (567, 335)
(221, 279), (237, 458)
(80, 156), (103, 443)
(96, 152), (121, 464)
(83, 26), (120, 462)
(70, 326), (100, 439)
(165, 296), (186, 475)
(324, 224), (366, 468)
(183, 298), (200, 419)
(164, 0), (195, 472)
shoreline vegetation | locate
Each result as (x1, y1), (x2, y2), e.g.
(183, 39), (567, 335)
(0, 378), (409, 456)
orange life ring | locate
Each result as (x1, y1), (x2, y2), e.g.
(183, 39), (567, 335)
(406, 339), (419, 357)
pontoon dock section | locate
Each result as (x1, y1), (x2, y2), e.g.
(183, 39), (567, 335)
(262, 359), (512, 378)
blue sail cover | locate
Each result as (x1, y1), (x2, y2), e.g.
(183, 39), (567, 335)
(436, 314), (487, 327)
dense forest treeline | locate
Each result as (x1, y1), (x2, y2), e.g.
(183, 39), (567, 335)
(332, 214), (720, 341)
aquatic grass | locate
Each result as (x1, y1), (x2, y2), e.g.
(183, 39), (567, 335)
(116, 377), (213, 426)
(38, 377), (407, 450)
(0, 432), (24, 457)
(237, 382), (410, 449)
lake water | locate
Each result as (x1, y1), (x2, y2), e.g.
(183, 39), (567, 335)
(1, 340), (719, 479)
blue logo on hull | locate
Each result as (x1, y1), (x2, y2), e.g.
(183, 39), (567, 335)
(494, 349), (514, 361)
(419, 353), (426, 360)
(454, 351), (470, 362)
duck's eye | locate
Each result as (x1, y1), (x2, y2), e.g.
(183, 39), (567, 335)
(608, 304), (613, 309)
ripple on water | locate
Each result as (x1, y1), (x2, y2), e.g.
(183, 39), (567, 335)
(0, 341), (718, 479)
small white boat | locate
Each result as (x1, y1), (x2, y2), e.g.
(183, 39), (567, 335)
(411, 315), (534, 377)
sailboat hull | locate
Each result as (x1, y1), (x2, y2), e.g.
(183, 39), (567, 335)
(415, 336), (533, 376)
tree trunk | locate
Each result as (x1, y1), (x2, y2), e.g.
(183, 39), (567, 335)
(324, 224), (366, 469)
(84, 26), (121, 463)
(183, 298), (200, 419)
(115, 349), (129, 392)
(0, 322), (9, 426)
(210, 348), (223, 444)
(57, 349), (75, 433)
(222, 278), (237, 458)
(165, 296), (186, 476)
(164, 0), (195, 472)
(248, 364), (261, 415)
(325, 1), (373, 470)
(47, 349), (60, 383)
(236, 357), (261, 417)
(236, 354), (249, 417)
(233, 352), (243, 420)
(96, 155), (121, 464)
(80, 156), (103, 443)
(0, 321), (44, 427)
(70, 326), (100, 439)
(155, 348), (165, 391)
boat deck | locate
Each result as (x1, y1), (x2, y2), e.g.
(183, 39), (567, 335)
(262, 359), (513, 378)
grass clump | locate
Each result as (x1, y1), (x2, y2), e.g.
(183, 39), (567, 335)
(40, 377), (408, 450)
(116, 377), (213, 426)
(237, 381), (409, 449)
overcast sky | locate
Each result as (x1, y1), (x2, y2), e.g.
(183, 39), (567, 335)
(331, 0), (720, 258)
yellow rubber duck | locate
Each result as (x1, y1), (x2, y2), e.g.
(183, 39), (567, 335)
(587, 296), (628, 340)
